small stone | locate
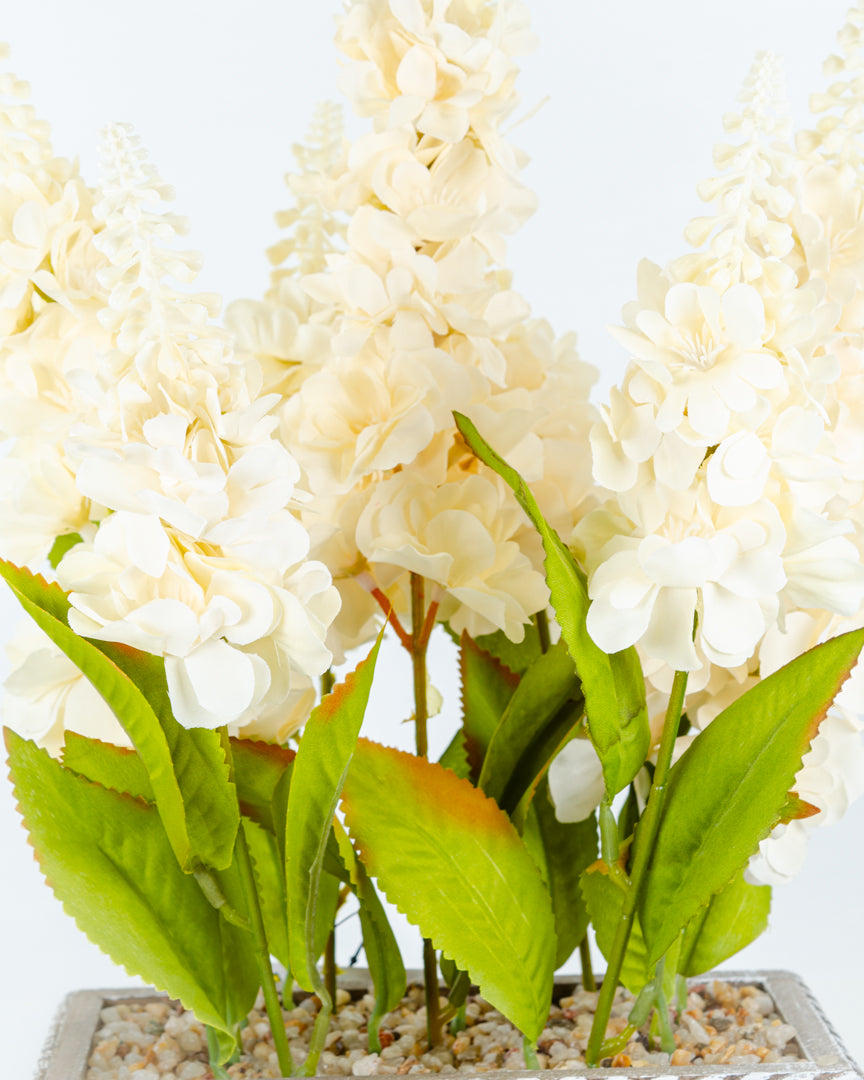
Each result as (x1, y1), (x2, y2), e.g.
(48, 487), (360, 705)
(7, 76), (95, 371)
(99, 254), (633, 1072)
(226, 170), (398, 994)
(684, 1015), (711, 1045)
(353, 1053), (382, 1075)
(671, 1049), (693, 1065)
(610, 1053), (631, 1067)
(176, 1030), (202, 1054)
(176, 1065), (207, 1080)
(765, 1023), (797, 1049)
(336, 988), (353, 1007)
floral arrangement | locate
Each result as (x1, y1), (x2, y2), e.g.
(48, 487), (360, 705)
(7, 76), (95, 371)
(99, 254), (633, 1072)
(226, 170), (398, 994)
(3, 1), (864, 1075)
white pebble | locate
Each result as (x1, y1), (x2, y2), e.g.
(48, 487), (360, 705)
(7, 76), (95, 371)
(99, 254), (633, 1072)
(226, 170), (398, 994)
(177, 1064), (207, 1080)
(176, 1030), (202, 1054)
(684, 1014), (711, 1046)
(352, 1052), (381, 1075)
(766, 1023), (797, 1048)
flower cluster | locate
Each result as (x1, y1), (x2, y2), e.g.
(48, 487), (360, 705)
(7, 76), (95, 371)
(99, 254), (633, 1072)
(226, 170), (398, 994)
(0, 103), (340, 742)
(549, 38), (864, 884)
(230, 0), (599, 655)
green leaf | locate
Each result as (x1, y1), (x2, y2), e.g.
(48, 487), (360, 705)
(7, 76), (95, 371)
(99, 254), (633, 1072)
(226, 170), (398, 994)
(529, 780), (597, 968)
(640, 627), (864, 963)
(459, 632), (519, 782)
(437, 729), (471, 779)
(285, 633), (383, 993)
(0, 560), (239, 872)
(333, 820), (406, 1051)
(62, 732), (153, 801)
(478, 639), (582, 813)
(581, 867), (652, 994)
(454, 413), (649, 797)
(680, 870), (770, 977)
(48, 532), (82, 569)
(473, 625), (544, 676)
(5, 730), (258, 1060)
(230, 738), (295, 834)
(242, 818), (290, 969)
(314, 870), (343, 964)
(341, 739), (556, 1042)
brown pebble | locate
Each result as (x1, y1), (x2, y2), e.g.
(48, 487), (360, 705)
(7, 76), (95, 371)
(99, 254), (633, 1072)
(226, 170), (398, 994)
(610, 1053), (631, 1067)
(379, 1031), (396, 1048)
(671, 1049), (693, 1065)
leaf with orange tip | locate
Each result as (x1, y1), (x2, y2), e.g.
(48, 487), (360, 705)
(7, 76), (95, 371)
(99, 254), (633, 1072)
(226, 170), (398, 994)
(284, 631), (383, 996)
(640, 627), (864, 963)
(230, 737), (295, 834)
(341, 739), (556, 1042)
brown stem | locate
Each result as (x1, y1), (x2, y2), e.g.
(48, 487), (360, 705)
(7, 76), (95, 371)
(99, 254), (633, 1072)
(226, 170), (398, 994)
(371, 586), (413, 651)
(410, 573), (443, 1047)
(411, 573), (429, 760)
(324, 929), (337, 1005)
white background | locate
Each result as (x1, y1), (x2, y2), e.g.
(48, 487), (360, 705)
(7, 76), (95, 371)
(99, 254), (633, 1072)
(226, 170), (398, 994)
(2, 1), (863, 1077)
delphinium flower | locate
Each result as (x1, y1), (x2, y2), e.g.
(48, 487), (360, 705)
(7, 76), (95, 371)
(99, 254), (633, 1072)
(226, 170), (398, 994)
(243, 0), (600, 658)
(226, 101), (349, 401)
(0, 48), (126, 754)
(0, 45), (112, 566)
(741, 4), (864, 883)
(4, 121), (341, 742)
(550, 46), (864, 885)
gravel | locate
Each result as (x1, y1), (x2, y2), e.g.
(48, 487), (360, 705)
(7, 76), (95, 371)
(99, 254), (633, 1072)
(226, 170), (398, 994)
(85, 980), (805, 1078)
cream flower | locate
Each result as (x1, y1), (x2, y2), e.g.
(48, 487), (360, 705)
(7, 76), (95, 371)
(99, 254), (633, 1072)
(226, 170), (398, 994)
(283, 344), (479, 495)
(336, 0), (535, 153)
(3, 619), (130, 757)
(356, 470), (548, 641)
(57, 512), (337, 730)
(579, 487), (786, 671)
(547, 737), (605, 824)
(612, 282), (784, 445)
(40, 125), (343, 731)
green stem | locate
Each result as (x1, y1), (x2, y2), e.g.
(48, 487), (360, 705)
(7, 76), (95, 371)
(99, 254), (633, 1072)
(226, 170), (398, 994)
(579, 934), (596, 992)
(675, 973), (689, 1016)
(535, 609), (551, 654)
(523, 1034), (540, 1069)
(586, 669), (689, 1066)
(233, 822), (294, 1078)
(220, 733), (293, 1075)
(654, 984), (676, 1054)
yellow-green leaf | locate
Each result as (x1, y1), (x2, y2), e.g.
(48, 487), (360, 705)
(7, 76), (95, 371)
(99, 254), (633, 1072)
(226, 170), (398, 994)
(680, 870), (770, 976)
(334, 820), (406, 1051)
(341, 739), (555, 1042)
(5, 730), (257, 1060)
(640, 627), (864, 963)
(285, 634), (383, 993)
